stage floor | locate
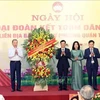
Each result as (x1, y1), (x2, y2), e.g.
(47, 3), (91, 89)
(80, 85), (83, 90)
(0, 86), (100, 100)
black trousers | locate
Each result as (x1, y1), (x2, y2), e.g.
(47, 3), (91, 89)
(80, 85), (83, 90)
(87, 63), (98, 88)
(10, 61), (21, 90)
(57, 64), (68, 86)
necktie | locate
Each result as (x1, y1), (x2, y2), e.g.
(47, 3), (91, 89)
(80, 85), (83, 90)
(62, 48), (65, 52)
(90, 48), (94, 64)
(61, 48), (65, 56)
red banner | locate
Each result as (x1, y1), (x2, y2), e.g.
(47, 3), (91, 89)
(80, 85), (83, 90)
(28, 38), (57, 57)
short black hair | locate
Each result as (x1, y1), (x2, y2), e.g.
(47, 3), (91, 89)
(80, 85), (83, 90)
(72, 41), (80, 50)
(12, 39), (18, 43)
(88, 40), (95, 44)
(60, 40), (66, 43)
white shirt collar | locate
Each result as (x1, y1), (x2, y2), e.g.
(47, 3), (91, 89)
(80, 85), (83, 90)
(61, 48), (65, 51)
(12, 46), (18, 49)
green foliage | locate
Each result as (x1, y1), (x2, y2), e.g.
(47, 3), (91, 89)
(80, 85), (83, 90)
(22, 27), (58, 67)
(93, 93), (100, 100)
(35, 78), (47, 88)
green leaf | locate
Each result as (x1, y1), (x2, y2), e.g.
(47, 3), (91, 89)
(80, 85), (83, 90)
(35, 78), (47, 88)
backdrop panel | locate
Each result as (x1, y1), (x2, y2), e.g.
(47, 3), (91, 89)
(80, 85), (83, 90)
(0, 1), (100, 86)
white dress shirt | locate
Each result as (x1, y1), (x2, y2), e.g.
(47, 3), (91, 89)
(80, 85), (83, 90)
(0, 94), (5, 100)
(8, 46), (23, 61)
(89, 48), (95, 63)
(61, 48), (65, 52)
(61, 48), (65, 56)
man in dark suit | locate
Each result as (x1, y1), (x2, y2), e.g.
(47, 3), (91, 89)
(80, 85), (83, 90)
(56, 40), (70, 91)
(84, 40), (100, 90)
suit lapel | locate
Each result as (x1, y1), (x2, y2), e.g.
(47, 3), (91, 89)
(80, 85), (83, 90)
(88, 48), (91, 54)
(93, 48), (95, 53)
(60, 48), (61, 53)
(65, 48), (67, 53)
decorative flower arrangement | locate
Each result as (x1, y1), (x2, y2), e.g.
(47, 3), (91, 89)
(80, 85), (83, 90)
(31, 44), (56, 65)
(93, 93), (100, 100)
(23, 27), (57, 66)
(32, 66), (50, 78)
(23, 27), (57, 89)
(32, 65), (51, 88)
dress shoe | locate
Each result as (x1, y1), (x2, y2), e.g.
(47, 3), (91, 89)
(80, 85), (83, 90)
(58, 83), (62, 91)
(63, 88), (68, 91)
(94, 88), (99, 91)
(17, 89), (22, 92)
(63, 84), (67, 91)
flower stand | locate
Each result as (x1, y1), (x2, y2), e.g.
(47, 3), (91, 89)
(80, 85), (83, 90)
(33, 84), (48, 91)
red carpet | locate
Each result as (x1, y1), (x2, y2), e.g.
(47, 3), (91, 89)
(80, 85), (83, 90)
(0, 86), (100, 100)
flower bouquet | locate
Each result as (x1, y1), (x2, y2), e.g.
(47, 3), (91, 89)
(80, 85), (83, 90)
(23, 27), (57, 91)
(23, 27), (57, 65)
(93, 93), (100, 100)
(32, 65), (50, 90)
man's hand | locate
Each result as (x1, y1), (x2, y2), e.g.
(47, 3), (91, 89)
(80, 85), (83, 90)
(61, 51), (66, 56)
(15, 49), (18, 55)
(91, 52), (95, 57)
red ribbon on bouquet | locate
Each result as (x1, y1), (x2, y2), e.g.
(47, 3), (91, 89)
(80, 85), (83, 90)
(28, 38), (57, 57)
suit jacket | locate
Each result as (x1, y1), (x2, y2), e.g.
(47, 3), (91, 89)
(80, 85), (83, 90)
(56, 48), (71, 68)
(84, 47), (100, 69)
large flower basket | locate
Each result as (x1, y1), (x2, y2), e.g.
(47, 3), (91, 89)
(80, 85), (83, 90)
(32, 65), (50, 91)
(23, 27), (57, 92)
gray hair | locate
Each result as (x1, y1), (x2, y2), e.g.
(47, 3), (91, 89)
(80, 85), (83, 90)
(79, 85), (94, 100)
